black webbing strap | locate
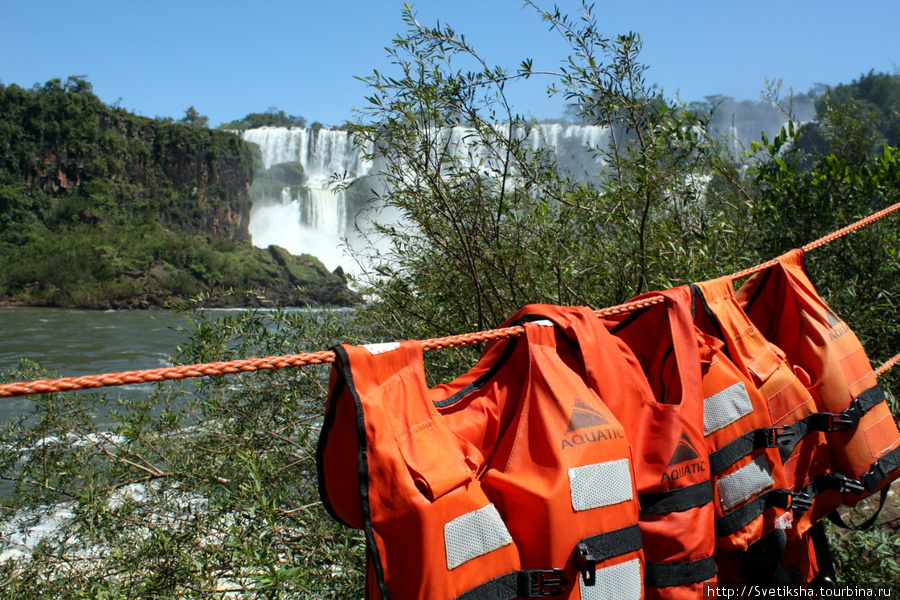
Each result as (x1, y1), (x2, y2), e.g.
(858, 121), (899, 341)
(773, 413), (838, 461)
(455, 572), (519, 600)
(714, 488), (794, 537)
(809, 521), (837, 586)
(433, 334), (521, 408)
(709, 428), (779, 475)
(639, 480), (714, 515)
(326, 346), (390, 599)
(827, 487), (890, 532)
(456, 525), (643, 599)
(644, 555), (717, 588)
(860, 445), (900, 492)
(454, 569), (568, 600)
(773, 385), (887, 461)
(840, 386), (886, 424)
(578, 524), (643, 563)
(794, 473), (864, 515)
(576, 524), (643, 585)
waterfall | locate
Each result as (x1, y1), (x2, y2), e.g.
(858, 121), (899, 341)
(242, 127), (373, 186)
(240, 124), (610, 273)
(246, 185), (351, 272)
(241, 127), (371, 272)
(305, 188), (347, 237)
(438, 123), (610, 178)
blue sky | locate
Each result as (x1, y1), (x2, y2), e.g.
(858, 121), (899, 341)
(1, 1), (897, 128)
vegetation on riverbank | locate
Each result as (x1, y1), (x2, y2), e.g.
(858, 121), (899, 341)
(1, 2), (899, 597)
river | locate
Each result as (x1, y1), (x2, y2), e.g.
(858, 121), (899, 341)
(0, 308), (197, 422)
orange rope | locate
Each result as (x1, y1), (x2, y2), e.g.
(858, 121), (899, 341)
(2, 202), (899, 399)
(730, 200), (900, 281)
(0, 351), (338, 398)
(875, 351), (900, 379)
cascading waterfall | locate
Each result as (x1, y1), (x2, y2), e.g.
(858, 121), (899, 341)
(304, 188), (347, 237)
(243, 127), (373, 185)
(241, 124), (611, 273)
(242, 127), (371, 272)
(437, 123), (611, 179)
(246, 186), (351, 272)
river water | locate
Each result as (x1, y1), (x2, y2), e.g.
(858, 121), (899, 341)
(0, 308), (195, 422)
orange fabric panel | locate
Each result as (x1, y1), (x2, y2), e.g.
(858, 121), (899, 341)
(736, 249), (900, 502)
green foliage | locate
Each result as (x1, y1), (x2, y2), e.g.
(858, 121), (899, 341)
(0, 309), (365, 598)
(346, 2), (754, 379)
(745, 93), (900, 371)
(814, 70), (900, 151)
(0, 76), (350, 309)
(178, 106), (210, 128)
(826, 495), (900, 583)
(219, 107), (307, 131)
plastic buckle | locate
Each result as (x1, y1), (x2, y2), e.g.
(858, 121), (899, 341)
(788, 492), (813, 514)
(860, 461), (886, 493)
(838, 399), (864, 428)
(828, 473), (866, 494)
(769, 488), (793, 509)
(575, 541), (597, 586)
(825, 412), (856, 432)
(763, 425), (794, 448)
(518, 569), (568, 598)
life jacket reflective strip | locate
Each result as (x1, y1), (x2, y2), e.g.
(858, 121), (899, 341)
(318, 341), (522, 599)
(735, 249), (900, 503)
(599, 288), (718, 600)
(607, 285), (790, 552)
(696, 331), (792, 549)
(689, 278), (830, 586)
(449, 316), (645, 600)
(318, 306), (645, 600)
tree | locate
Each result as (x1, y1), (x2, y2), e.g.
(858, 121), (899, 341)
(745, 95), (900, 369)
(346, 2), (753, 352)
(815, 70), (900, 150)
(179, 105), (210, 128)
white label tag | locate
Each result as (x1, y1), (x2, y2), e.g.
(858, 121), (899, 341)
(361, 342), (401, 355)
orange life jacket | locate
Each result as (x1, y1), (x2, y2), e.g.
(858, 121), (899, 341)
(735, 249), (900, 504)
(691, 277), (837, 537)
(691, 277), (835, 586)
(600, 287), (721, 600)
(317, 305), (645, 600)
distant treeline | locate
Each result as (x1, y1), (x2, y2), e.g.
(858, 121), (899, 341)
(693, 70), (900, 154)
